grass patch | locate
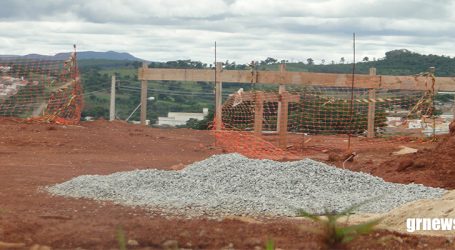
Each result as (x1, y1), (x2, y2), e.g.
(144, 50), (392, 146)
(297, 202), (382, 249)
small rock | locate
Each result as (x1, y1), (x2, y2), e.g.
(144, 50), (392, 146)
(127, 239), (139, 246)
(392, 146), (418, 155)
(30, 244), (52, 250)
(162, 239), (179, 250)
(170, 163), (185, 170)
(179, 230), (191, 237)
(198, 230), (206, 237)
(0, 241), (26, 249)
(221, 242), (234, 250)
(245, 238), (262, 246)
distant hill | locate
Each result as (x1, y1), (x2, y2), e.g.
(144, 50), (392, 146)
(3, 51), (145, 61)
(71, 51), (144, 61)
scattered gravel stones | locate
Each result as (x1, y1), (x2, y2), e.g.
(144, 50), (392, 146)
(47, 153), (446, 217)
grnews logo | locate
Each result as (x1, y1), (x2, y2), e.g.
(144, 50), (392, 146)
(406, 218), (455, 232)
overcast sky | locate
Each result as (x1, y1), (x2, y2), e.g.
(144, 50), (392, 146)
(0, 0), (454, 64)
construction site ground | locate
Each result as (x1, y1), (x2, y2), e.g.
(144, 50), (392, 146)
(0, 118), (454, 249)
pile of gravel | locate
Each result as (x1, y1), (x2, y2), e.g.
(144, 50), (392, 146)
(47, 153), (446, 217)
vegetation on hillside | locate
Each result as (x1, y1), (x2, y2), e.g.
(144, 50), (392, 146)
(78, 49), (455, 128)
(298, 49), (455, 76)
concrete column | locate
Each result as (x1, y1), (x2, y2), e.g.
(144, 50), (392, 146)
(140, 62), (148, 125)
(109, 75), (116, 121)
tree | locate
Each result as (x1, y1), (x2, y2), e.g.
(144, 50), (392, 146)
(307, 58), (314, 65)
(264, 57), (278, 65)
(340, 57), (345, 64)
(321, 59), (326, 65)
(363, 56), (369, 62)
(385, 49), (412, 59)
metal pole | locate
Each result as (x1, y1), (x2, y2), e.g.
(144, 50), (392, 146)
(126, 103), (141, 122)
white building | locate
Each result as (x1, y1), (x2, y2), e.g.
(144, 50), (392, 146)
(407, 119), (423, 129)
(386, 117), (404, 127)
(440, 114), (454, 122)
(0, 76), (30, 98)
(157, 108), (209, 127)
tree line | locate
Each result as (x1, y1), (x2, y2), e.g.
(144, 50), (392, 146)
(78, 49), (455, 126)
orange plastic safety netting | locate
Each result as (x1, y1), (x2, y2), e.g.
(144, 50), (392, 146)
(213, 129), (291, 160)
(0, 52), (83, 124)
(214, 84), (435, 159)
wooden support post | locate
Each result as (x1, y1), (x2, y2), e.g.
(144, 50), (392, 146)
(109, 75), (116, 121)
(254, 91), (264, 135)
(215, 62), (223, 131)
(140, 62), (148, 126)
(453, 94), (455, 122)
(277, 63), (288, 148)
(367, 67), (377, 138)
(278, 92), (289, 149)
(277, 63), (286, 132)
(369, 67), (377, 76)
(367, 89), (376, 138)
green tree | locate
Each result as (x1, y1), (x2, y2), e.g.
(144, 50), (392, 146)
(264, 57), (278, 65)
(183, 111), (214, 130)
(307, 58), (314, 65)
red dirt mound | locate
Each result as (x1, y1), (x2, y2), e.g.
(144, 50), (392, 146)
(374, 122), (455, 189)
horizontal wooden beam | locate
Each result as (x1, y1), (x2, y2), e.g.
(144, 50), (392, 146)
(231, 91), (300, 103)
(138, 67), (455, 91)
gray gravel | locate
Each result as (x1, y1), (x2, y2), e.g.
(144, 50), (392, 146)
(47, 153), (446, 217)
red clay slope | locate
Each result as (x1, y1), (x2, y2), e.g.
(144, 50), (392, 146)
(373, 122), (455, 189)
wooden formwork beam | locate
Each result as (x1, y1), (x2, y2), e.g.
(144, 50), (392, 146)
(232, 92), (299, 103)
(367, 68), (377, 138)
(254, 92), (264, 135)
(278, 91), (290, 149)
(367, 89), (376, 138)
(277, 63), (287, 134)
(138, 67), (455, 91)
(277, 63), (289, 149)
(249, 90), (300, 136)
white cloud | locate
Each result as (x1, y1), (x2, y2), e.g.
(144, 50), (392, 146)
(0, 0), (454, 63)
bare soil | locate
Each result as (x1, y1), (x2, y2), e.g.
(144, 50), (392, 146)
(0, 118), (453, 249)
(316, 126), (455, 189)
(374, 133), (455, 189)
